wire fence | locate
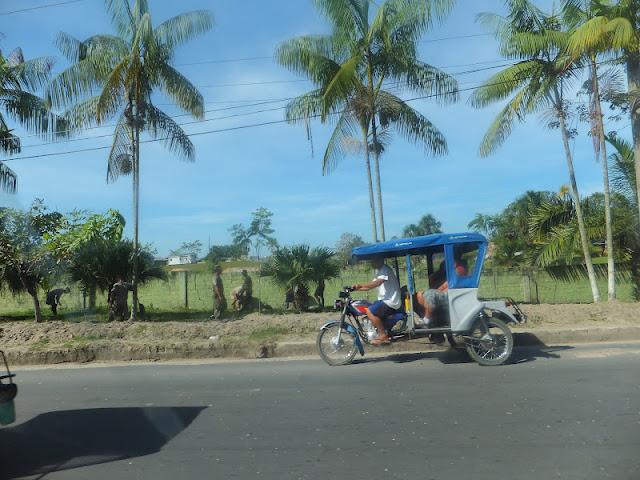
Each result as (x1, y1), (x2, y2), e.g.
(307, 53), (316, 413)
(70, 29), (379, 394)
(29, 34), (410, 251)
(0, 267), (637, 317)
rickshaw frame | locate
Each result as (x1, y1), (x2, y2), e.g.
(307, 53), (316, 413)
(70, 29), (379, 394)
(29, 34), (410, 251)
(317, 232), (526, 366)
(350, 232), (524, 335)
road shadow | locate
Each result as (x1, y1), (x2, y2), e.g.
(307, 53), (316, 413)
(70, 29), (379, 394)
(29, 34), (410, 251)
(0, 406), (205, 479)
(511, 332), (575, 364)
(352, 332), (576, 366)
(354, 347), (473, 366)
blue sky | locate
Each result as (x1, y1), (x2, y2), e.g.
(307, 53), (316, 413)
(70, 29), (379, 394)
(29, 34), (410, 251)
(0, 0), (626, 255)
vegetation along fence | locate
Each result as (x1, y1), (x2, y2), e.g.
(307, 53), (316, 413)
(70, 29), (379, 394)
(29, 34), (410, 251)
(0, 266), (637, 318)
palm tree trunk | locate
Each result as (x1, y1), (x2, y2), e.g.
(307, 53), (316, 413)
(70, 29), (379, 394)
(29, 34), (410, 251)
(626, 55), (640, 230)
(363, 129), (378, 243)
(130, 120), (140, 321)
(371, 118), (386, 242)
(591, 58), (616, 300)
(555, 91), (601, 303)
(631, 246), (640, 301)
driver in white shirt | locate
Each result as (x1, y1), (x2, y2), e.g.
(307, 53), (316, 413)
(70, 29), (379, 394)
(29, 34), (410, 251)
(352, 256), (401, 345)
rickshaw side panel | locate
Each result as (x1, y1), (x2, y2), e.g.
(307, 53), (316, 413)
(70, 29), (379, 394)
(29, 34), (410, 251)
(448, 288), (484, 332)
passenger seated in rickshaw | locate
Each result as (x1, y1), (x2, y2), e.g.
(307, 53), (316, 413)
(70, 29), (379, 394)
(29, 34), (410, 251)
(351, 256), (402, 346)
(414, 259), (468, 327)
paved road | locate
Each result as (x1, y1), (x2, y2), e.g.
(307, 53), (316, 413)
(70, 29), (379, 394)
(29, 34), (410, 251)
(2, 343), (640, 480)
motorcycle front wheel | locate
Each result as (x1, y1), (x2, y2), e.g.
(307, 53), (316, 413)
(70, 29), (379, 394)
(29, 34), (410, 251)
(317, 324), (358, 366)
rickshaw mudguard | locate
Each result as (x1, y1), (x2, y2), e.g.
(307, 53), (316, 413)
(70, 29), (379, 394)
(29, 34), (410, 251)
(483, 302), (520, 324)
(320, 321), (365, 356)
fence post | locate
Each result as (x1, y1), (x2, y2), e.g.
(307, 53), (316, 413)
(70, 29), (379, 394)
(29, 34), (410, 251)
(522, 269), (531, 303)
(492, 270), (498, 298)
(183, 271), (189, 309)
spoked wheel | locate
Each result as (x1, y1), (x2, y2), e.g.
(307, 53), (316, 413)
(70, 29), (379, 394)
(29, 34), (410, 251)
(465, 317), (513, 366)
(317, 323), (358, 366)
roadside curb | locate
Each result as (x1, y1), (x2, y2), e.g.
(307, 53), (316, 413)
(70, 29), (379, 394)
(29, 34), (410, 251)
(4, 325), (640, 366)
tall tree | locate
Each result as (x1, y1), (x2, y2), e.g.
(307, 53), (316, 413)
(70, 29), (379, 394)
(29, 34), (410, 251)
(0, 202), (63, 322)
(276, 0), (457, 242)
(45, 209), (126, 308)
(170, 240), (203, 259)
(402, 213), (442, 237)
(47, 0), (213, 319)
(564, 0), (640, 228)
(0, 47), (66, 192)
(335, 232), (365, 266)
(470, 0), (601, 301)
(566, 0), (617, 299)
(230, 208), (277, 259)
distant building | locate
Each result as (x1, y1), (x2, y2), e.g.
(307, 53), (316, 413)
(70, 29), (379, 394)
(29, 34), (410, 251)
(167, 254), (195, 266)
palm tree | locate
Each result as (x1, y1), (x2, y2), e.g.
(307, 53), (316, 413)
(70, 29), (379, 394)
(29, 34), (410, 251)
(276, 0), (458, 242)
(470, 0), (601, 302)
(47, 0), (213, 319)
(0, 47), (66, 193)
(565, 0), (617, 299)
(606, 134), (640, 298)
(566, 0), (640, 227)
(402, 213), (442, 237)
(260, 244), (339, 311)
(529, 190), (607, 268)
(308, 246), (341, 308)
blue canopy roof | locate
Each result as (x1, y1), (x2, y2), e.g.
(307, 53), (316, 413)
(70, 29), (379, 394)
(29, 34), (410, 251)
(352, 232), (488, 260)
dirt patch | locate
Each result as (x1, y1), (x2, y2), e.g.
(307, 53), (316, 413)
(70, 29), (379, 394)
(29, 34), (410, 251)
(0, 303), (638, 365)
(518, 303), (640, 328)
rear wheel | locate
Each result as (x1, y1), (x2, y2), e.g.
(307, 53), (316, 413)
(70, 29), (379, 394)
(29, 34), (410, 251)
(465, 317), (513, 366)
(317, 323), (358, 366)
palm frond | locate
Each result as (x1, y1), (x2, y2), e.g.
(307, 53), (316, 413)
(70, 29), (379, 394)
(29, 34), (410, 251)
(107, 113), (132, 183)
(105, 0), (134, 41)
(568, 15), (634, 56)
(469, 60), (544, 107)
(606, 133), (637, 206)
(46, 57), (108, 108)
(0, 161), (17, 193)
(376, 90), (447, 156)
(145, 105), (195, 160)
(154, 63), (204, 118)
(284, 90), (325, 124)
(275, 35), (344, 84)
(313, 0), (368, 39)
(95, 57), (128, 123)
(1, 89), (68, 140)
(61, 96), (100, 130)
(322, 54), (360, 119)
(391, 61), (458, 104)
(476, 88), (528, 157)
(322, 111), (358, 175)
(154, 10), (213, 51)
(9, 56), (54, 92)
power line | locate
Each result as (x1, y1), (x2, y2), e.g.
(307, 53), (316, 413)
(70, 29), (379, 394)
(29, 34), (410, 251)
(19, 62), (511, 146)
(0, 0), (83, 16)
(1, 79), (535, 162)
(422, 33), (492, 43)
(19, 97), (295, 141)
(197, 79), (310, 89)
(176, 56), (273, 67)
(10, 58), (620, 155)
